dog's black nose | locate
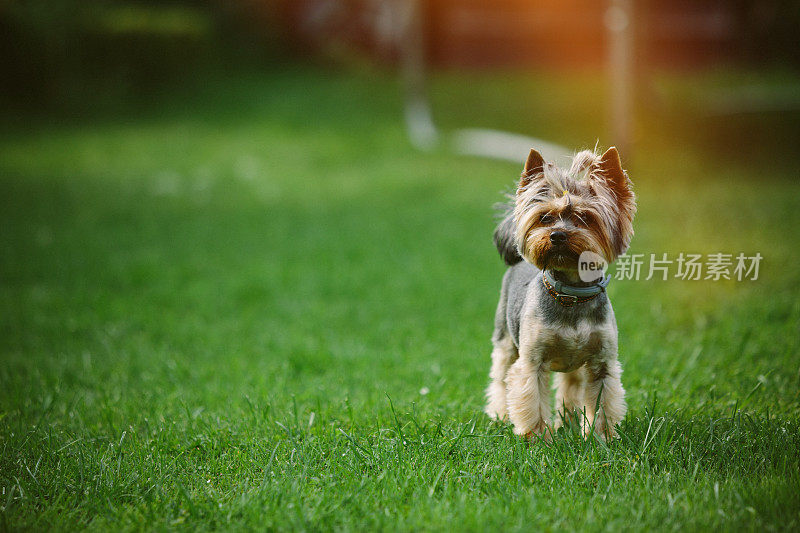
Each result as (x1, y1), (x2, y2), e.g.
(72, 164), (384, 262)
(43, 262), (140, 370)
(550, 231), (567, 245)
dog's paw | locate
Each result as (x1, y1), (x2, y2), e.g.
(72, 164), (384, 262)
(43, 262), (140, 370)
(515, 421), (550, 442)
(554, 408), (583, 431)
(583, 423), (617, 443)
(484, 404), (508, 422)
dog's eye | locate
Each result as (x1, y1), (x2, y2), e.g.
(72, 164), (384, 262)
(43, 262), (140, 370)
(540, 214), (554, 225)
(573, 213), (587, 226)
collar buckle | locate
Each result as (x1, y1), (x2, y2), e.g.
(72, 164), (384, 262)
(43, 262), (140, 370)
(557, 294), (579, 306)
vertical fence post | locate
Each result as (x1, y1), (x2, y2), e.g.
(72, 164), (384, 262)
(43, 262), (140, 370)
(400, 0), (438, 150)
(606, 0), (633, 154)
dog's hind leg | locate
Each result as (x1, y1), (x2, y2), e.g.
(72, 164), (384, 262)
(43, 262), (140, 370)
(554, 367), (586, 430)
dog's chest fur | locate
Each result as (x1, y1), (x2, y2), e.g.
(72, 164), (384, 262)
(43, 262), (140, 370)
(536, 323), (605, 372)
(503, 262), (613, 372)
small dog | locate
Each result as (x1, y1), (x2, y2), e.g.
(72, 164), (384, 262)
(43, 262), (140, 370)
(485, 147), (636, 441)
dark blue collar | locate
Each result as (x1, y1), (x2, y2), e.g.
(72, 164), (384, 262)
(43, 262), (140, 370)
(540, 270), (610, 306)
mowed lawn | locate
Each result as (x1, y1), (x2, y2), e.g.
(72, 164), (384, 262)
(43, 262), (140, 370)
(1, 66), (799, 531)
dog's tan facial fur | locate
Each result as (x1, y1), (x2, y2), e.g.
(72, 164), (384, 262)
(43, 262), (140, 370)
(514, 147), (636, 270)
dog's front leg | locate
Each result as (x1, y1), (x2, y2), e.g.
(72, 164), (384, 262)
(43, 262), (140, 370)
(505, 352), (551, 437)
(584, 359), (626, 441)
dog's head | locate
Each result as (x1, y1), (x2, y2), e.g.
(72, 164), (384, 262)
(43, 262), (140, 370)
(513, 147), (636, 272)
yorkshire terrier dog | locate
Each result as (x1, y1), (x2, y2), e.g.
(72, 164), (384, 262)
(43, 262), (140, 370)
(485, 147), (636, 441)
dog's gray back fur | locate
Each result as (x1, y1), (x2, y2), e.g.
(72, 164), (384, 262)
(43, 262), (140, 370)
(496, 262), (609, 350)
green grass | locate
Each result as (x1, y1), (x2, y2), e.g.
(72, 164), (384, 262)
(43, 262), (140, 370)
(1, 65), (799, 531)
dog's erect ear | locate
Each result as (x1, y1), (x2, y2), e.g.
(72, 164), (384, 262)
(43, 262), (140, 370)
(596, 146), (636, 255)
(520, 148), (545, 188)
(524, 148), (545, 174)
(598, 147), (626, 191)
